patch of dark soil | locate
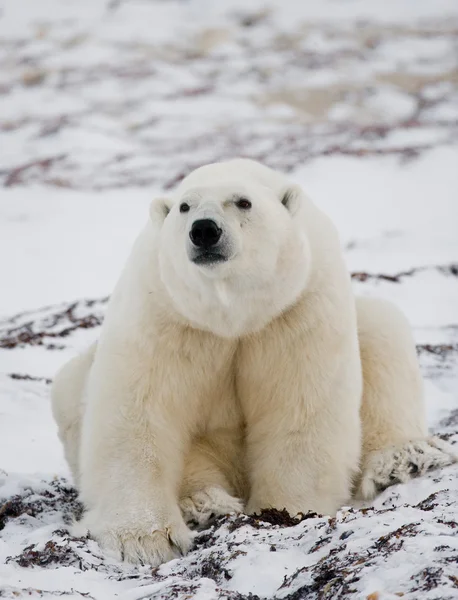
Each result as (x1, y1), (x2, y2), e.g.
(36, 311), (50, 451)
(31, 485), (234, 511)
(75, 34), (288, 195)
(439, 409), (458, 428)
(415, 490), (452, 512)
(226, 508), (319, 533)
(4, 154), (67, 187)
(0, 298), (107, 350)
(280, 544), (365, 599)
(410, 566), (444, 592)
(0, 496), (37, 529)
(436, 519), (458, 529)
(372, 523), (419, 554)
(351, 263), (458, 284)
(279, 521), (430, 599)
(8, 373), (51, 384)
(352, 271), (403, 283)
(310, 535), (333, 553)
(10, 539), (83, 569)
(0, 588), (95, 599)
(435, 432), (457, 444)
(199, 554), (232, 582)
(254, 508), (320, 527)
(417, 344), (458, 358)
(0, 479), (82, 531)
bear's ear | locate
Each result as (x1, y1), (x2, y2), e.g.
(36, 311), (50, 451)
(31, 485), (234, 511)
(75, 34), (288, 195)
(149, 196), (172, 225)
(280, 184), (303, 216)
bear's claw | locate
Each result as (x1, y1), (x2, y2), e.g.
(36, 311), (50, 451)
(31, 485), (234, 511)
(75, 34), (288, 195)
(78, 512), (194, 566)
(180, 485), (244, 528)
(357, 436), (458, 500)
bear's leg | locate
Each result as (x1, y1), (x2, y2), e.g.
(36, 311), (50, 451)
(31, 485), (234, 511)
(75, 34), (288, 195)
(77, 344), (196, 566)
(179, 430), (247, 528)
(75, 324), (241, 566)
(51, 343), (97, 485)
(356, 296), (457, 499)
(237, 298), (363, 517)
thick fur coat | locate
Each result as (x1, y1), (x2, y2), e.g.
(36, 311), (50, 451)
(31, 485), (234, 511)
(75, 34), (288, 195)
(52, 159), (456, 565)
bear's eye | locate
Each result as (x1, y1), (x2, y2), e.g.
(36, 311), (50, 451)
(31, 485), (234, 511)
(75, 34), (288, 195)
(180, 202), (190, 213)
(235, 198), (252, 210)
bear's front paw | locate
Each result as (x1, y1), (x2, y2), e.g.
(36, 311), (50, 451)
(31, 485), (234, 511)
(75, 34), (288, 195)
(357, 436), (458, 500)
(81, 512), (194, 566)
(179, 485), (243, 527)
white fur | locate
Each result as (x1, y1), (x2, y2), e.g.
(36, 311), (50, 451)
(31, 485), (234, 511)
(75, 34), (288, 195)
(51, 158), (456, 566)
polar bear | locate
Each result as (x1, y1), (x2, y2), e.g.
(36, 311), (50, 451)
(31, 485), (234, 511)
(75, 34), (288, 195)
(51, 158), (456, 565)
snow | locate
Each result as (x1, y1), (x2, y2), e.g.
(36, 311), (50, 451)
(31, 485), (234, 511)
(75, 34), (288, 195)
(1, 0), (458, 598)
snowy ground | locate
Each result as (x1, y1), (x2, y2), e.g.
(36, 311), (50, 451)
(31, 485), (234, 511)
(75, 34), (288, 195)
(1, 0), (458, 598)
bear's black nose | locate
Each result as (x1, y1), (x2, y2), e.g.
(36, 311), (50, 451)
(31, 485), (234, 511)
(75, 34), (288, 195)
(190, 219), (222, 248)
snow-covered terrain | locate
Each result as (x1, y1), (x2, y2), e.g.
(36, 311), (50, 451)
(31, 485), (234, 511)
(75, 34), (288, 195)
(1, 1), (458, 598)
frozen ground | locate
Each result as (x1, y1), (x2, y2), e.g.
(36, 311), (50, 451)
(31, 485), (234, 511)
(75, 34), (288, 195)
(1, 0), (458, 598)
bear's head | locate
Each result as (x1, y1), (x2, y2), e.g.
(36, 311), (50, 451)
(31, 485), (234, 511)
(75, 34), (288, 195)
(150, 159), (312, 338)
